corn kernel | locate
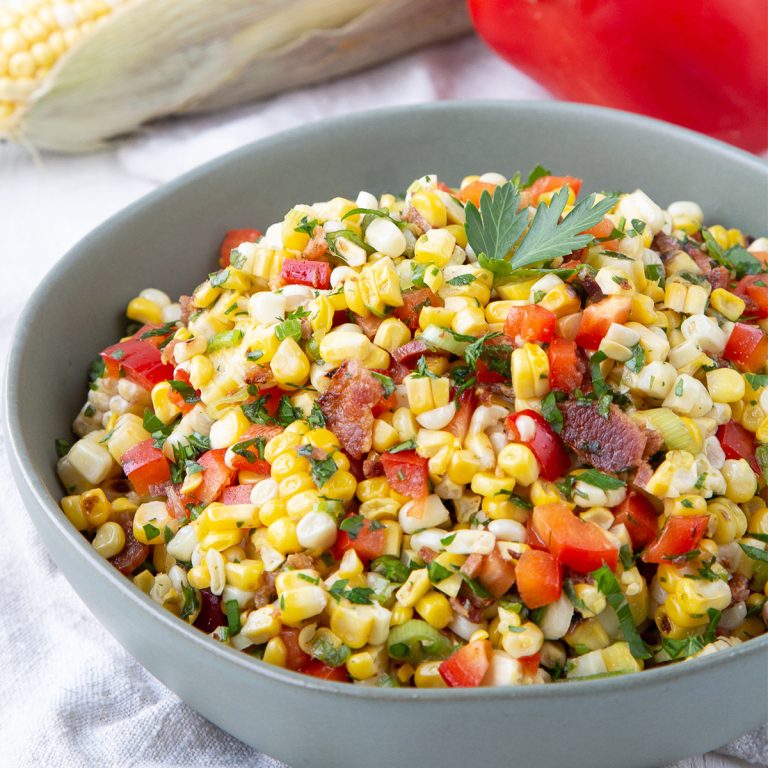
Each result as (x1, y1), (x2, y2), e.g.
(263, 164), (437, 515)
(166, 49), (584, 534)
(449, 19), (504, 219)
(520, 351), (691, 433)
(61, 495), (88, 531)
(92, 521), (126, 559)
(81, 488), (112, 528)
(263, 636), (287, 667)
(415, 591), (453, 629)
(414, 660), (448, 688)
(411, 191), (448, 228)
(267, 517), (302, 554)
(496, 443), (540, 486)
(396, 568), (431, 607)
(271, 338), (310, 387)
(706, 368), (745, 403)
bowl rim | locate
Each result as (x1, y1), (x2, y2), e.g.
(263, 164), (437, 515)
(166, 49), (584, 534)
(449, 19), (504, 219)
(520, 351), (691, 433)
(5, 99), (768, 702)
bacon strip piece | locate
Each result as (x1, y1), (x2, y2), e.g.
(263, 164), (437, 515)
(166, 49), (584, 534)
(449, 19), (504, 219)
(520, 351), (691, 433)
(318, 360), (384, 459)
(560, 401), (660, 473)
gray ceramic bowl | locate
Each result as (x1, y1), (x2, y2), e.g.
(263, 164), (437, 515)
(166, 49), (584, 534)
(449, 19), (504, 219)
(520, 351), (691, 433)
(5, 102), (768, 768)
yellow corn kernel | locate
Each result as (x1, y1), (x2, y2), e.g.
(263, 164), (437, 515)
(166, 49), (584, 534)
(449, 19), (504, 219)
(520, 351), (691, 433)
(259, 498), (287, 526)
(396, 568), (431, 608)
(452, 306), (488, 337)
(81, 488), (112, 528)
(756, 415), (768, 445)
(415, 591), (453, 629)
(357, 477), (391, 503)
(337, 548), (365, 578)
(270, 338), (310, 387)
(91, 521), (126, 559)
(319, 471), (357, 503)
(707, 498), (747, 544)
(482, 497), (529, 523)
(370, 418), (399, 453)
(447, 449), (482, 485)
(126, 296), (163, 326)
(674, 576), (731, 616)
(748, 506), (768, 536)
(496, 443), (540, 486)
(511, 343), (550, 399)
(369, 257), (404, 307)
(414, 660), (448, 688)
(664, 495), (708, 518)
(710, 288), (745, 321)
(262, 636), (287, 667)
(471, 472), (516, 498)
(664, 594), (709, 627)
(445, 224), (467, 249)
(264, 431), (302, 464)
(199, 530), (244, 552)
(722, 459), (758, 504)
(278, 472), (315, 501)
(380, 519), (403, 556)
(497, 279), (539, 302)
(188, 564), (211, 590)
(530, 480), (567, 507)
(188, 354), (214, 390)
(347, 645), (387, 680)
(405, 375), (434, 415)
(61, 495), (88, 531)
(390, 603), (414, 626)
(193, 280), (222, 309)
(267, 517), (302, 554)
(360, 498), (400, 521)
(740, 403), (765, 433)
(374, 317), (411, 352)
(706, 368), (745, 404)
(241, 605), (281, 644)
(539, 284), (581, 318)
(418, 305), (456, 331)
(224, 560), (265, 591)
(484, 301), (514, 324)
(330, 603), (375, 649)
(279, 586), (327, 625)
(565, 618), (611, 652)
(133, 570), (155, 594)
(150, 381), (181, 425)
(414, 228), (455, 267)
(392, 407), (418, 442)
(247, 324), (281, 364)
(411, 191), (448, 228)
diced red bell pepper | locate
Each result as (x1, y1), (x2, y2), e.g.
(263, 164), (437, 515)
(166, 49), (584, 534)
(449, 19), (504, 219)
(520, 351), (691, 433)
(438, 639), (493, 687)
(300, 659), (350, 682)
(613, 491), (659, 549)
(736, 275), (768, 318)
(583, 217), (620, 251)
(219, 228), (261, 268)
(279, 628), (311, 670)
(226, 423), (280, 474)
(476, 547), (517, 599)
(505, 409), (571, 481)
(393, 288), (443, 332)
(519, 652), (541, 677)
(445, 389), (476, 442)
(245, 386), (285, 421)
(332, 516), (385, 562)
(717, 420), (760, 474)
(642, 514), (709, 564)
(504, 304), (557, 344)
(281, 258), (332, 290)
(130, 323), (176, 348)
(184, 449), (236, 506)
(220, 484), (256, 505)
(458, 181), (498, 207)
(474, 334), (514, 384)
(381, 449), (430, 499)
(532, 503), (618, 572)
(392, 339), (431, 366)
(100, 339), (175, 391)
(723, 323), (768, 372)
(574, 295), (632, 350)
(167, 368), (197, 415)
(516, 549), (562, 609)
(120, 438), (171, 496)
(548, 337), (585, 392)
(522, 175), (582, 207)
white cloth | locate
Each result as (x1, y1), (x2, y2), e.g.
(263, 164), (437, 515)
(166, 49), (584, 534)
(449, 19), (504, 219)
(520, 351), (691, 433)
(1, 34), (766, 768)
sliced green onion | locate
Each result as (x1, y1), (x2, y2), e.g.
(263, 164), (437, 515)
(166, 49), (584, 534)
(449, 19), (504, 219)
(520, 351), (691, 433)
(420, 324), (471, 356)
(386, 619), (453, 663)
(639, 408), (699, 454)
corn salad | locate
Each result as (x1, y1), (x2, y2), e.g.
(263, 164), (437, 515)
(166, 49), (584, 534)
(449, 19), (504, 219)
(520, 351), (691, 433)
(56, 169), (768, 687)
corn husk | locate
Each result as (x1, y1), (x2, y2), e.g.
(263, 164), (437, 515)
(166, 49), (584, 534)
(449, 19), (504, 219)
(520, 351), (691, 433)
(0, 0), (470, 152)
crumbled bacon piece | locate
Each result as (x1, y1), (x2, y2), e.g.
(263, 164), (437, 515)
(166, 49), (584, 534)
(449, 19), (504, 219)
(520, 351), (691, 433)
(729, 573), (750, 605)
(707, 266), (730, 290)
(419, 547), (438, 564)
(301, 225), (330, 261)
(362, 453), (383, 478)
(244, 365), (272, 386)
(402, 205), (430, 235)
(460, 553), (483, 579)
(318, 360), (384, 459)
(353, 313), (383, 340)
(560, 401), (661, 473)
(179, 295), (194, 324)
(286, 553), (315, 571)
(109, 511), (150, 576)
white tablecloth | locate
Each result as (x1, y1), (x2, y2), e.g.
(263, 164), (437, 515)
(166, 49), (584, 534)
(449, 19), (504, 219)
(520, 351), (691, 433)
(1, 34), (766, 768)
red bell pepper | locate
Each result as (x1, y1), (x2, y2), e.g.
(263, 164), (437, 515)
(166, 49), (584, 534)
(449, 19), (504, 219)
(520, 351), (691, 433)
(100, 338), (175, 391)
(468, 0), (768, 153)
(521, 175), (582, 208)
(281, 258), (332, 290)
(519, 652), (541, 677)
(279, 628), (311, 670)
(219, 228), (261, 268)
(547, 337), (584, 392)
(736, 275), (768, 319)
(642, 515), (709, 564)
(380, 449), (430, 499)
(476, 547), (517, 599)
(574, 295), (632, 350)
(332, 515), (385, 562)
(516, 549), (562, 609)
(613, 491), (659, 549)
(532, 502), (618, 573)
(130, 323), (176, 349)
(504, 304), (556, 344)
(120, 438), (171, 496)
(445, 389), (476, 443)
(438, 639), (493, 687)
(393, 288), (443, 332)
(220, 484), (255, 505)
(505, 409), (571, 481)
(583, 218), (620, 252)
(717, 420), (760, 474)
(183, 449), (236, 506)
(723, 323), (768, 372)
(458, 180), (497, 207)
(166, 368), (197, 415)
(300, 659), (350, 683)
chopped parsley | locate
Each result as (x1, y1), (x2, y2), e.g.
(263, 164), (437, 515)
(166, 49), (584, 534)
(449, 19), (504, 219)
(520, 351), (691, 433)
(339, 515), (382, 539)
(231, 437), (266, 464)
(168, 379), (200, 405)
(387, 439), (417, 454)
(55, 438), (71, 458)
(541, 390), (564, 433)
(329, 578), (375, 605)
(447, 273), (477, 287)
(276, 396), (303, 426)
(575, 468), (626, 491)
(307, 401), (326, 429)
(142, 522), (160, 541)
(207, 329), (244, 352)
(209, 269), (230, 288)
(427, 561), (453, 583)
(661, 608), (721, 660)
(275, 318), (302, 342)
(371, 372), (395, 397)
(181, 585), (199, 620)
(371, 555), (411, 583)
(225, 599), (241, 636)
(625, 343), (646, 374)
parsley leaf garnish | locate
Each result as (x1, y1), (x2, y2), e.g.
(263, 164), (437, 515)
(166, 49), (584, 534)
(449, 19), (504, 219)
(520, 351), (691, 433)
(541, 391), (564, 434)
(168, 380), (200, 405)
(307, 401), (326, 429)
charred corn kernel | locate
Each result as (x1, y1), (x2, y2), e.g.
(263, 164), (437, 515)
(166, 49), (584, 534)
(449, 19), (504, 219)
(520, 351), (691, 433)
(263, 636), (287, 667)
(710, 288), (745, 321)
(374, 317), (411, 352)
(722, 459), (758, 504)
(411, 191), (448, 228)
(224, 560), (264, 591)
(380, 519), (403, 556)
(279, 586), (327, 625)
(706, 368), (745, 403)
(708, 498), (747, 543)
(357, 477), (391, 503)
(318, 472), (356, 503)
(665, 593), (709, 627)
(278, 472), (315, 500)
(91, 521), (125, 559)
(418, 306), (455, 331)
(61, 495), (88, 531)
(748, 506), (768, 535)
(471, 472), (516, 498)
(447, 450), (482, 485)
(150, 381), (181, 424)
(496, 443), (540, 486)
(414, 660), (448, 688)
(674, 576), (732, 615)
(396, 568), (431, 607)
(81, 488), (112, 528)
(259, 498), (288, 526)
(390, 603), (414, 626)
(415, 591), (453, 629)
(188, 564), (211, 590)
(565, 618), (610, 652)
(452, 306), (488, 337)
(267, 517), (302, 554)
(414, 228), (455, 267)
(271, 338), (310, 386)
(539, 284), (581, 318)
(330, 603), (375, 649)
